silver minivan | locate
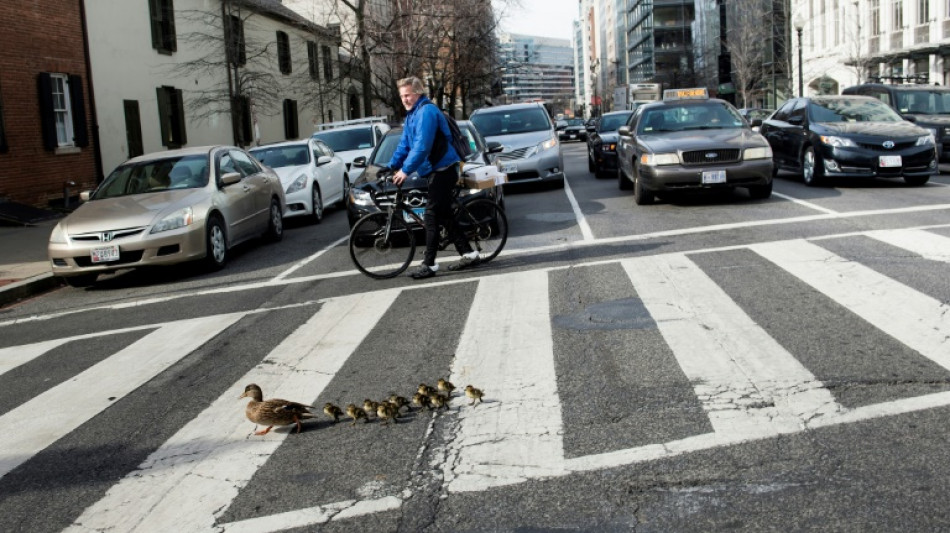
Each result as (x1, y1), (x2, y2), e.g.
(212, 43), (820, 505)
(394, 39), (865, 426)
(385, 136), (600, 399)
(470, 103), (564, 188)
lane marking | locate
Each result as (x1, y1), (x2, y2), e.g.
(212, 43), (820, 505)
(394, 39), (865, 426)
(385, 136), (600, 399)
(272, 235), (348, 281)
(772, 191), (840, 214)
(0, 313), (245, 480)
(218, 496), (403, 533)
(563, 178), (595, 241)
(66, 291), (399, 532)
(866, 228), (950, 263)
(752, 240), (950, 370)
(444, 270), (566, 493)
(621, 254), (841, 438)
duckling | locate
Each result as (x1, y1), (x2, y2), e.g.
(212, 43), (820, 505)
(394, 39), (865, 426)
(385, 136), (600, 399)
(464, 385), (484, 406)
(323, 402), (343, 423)
(239, 383), (315, 435)
(376, 402), (398, 425)
(412, 392), (432, 410)
(389, 394), (410, 413)
(363, 399), (379, 418)
(345, 403), (368, 426)
(418, 383), (436, 396)
(427, 392), (450, 410)
(437, 378), (455, 395)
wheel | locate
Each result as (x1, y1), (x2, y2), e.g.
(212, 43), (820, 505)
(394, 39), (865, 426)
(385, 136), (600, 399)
(618, 166), (633, 190)
(802, 146), (824, 186)
(62, 274), (97, 288)
(456, 199), (508, 264)
(349, 212), (416, 279)
(263, 198), (284, 242)
(340, 175), (350, 206)
(748, 180), (773, 199)
(633, 166), (654, 205)
(204, 215), (228, 270)
(310, 185), (324, 224)
(904, 174), (930, 186)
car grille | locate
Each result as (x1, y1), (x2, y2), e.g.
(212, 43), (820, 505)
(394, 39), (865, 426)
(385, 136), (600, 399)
(70, 227), (147, 242)
(371, 189), (427, 209)
(681, 149), (741, 165)
(73, 250), (144, 267)
(497, 147), (533, 160)
(857, 141), (915, 151)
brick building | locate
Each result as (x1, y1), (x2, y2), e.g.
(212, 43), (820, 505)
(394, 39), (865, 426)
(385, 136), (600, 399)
(0, 1), (100, 208)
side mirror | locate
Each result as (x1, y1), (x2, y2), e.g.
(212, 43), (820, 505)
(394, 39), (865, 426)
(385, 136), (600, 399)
(352, 156), (367, 168)
(903, 115), (918, 123)
(486, 141), (504, 154)
(618, 126), (632, 137)
(220, 172), (242, 186)
(586, 125), (596, 132)
(80, 191), (91, 202)
(316, 155), (333, 166)
(750, 118), (763, 128)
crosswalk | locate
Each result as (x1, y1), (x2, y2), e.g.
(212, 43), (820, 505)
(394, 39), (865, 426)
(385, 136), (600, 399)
(1, 227), (949, 532)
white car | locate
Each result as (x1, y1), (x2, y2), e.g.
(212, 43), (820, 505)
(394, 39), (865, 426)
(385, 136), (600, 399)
(311, 119), (391, 182)
(250, 139), (348, 223)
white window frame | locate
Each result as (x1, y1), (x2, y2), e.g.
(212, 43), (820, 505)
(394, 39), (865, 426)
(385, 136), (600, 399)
(50, 74), (74, 147)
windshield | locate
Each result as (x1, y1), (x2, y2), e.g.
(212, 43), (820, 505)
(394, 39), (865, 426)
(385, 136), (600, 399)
(312, 128), (375, 152)
(93, 155), (209, 199)
(565, 119), (584, 127)
(893, 90), (950, 115)
(249, 145), (310, 168)
(370, 134), (402, 166)
(471, 107), (552, 136)
(808, 98), (903, 122)
(599, 113), (633, 132)
(637, 103), (745, 134)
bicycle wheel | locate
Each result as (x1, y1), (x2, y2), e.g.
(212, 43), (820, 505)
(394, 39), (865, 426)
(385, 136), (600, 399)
(455, 199), (508, 263)
(349, 211), (416, 279)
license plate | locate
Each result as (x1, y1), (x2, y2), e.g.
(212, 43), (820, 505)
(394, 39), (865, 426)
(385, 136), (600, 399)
(569, 134), (576, 138)
(403, 207), (425, 224)
(91, 244), (120, 263)
(702, 170), (727, 184)
(879, 155), (902, 167)
(500, 163), (518, 173)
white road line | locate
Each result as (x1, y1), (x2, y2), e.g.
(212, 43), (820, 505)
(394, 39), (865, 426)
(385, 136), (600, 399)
(65, 291), (399, 533)
(620, 254), (841, 438)
(771, 191), (840, 214)
(272, 235), (348, 281)
(866, 228), (950, 263)
(218, 496), (402, 533)
(563, 178), (595, 241)
(444, 270), (566, 493)
(752, 240), (950, 370)
(0, 313), (245, 480)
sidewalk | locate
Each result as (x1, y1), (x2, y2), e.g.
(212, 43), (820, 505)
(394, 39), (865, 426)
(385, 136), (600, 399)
(0, 218), (64, 308)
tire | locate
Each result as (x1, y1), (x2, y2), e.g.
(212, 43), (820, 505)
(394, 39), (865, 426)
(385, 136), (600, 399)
(633, 166), (655, 205)
(748, 180), (773, 199)
(204, 215), (228, 270)
(588, 152), (596, 172)
(618, 166), (633, 190)
(349, 212), (415, 279)
(263, 198), (284, 242)
(456, 199), (508, 264)
(311, 186), (324, 224)
(802, 146), (824, 186)
(340, 175), (350, 206)
(904, 174), (930, 186)
(63, 274), (97, 288)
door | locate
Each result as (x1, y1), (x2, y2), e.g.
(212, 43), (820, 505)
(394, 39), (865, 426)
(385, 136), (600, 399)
(215, 150), (261, 243)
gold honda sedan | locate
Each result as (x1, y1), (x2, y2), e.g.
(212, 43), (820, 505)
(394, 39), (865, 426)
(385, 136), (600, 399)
(48, 146), (286, 287)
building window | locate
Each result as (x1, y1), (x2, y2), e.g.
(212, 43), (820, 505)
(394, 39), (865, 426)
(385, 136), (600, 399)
(322, 45), (333, 81)
(283, 99), (298, 139)
(226, 14), (245, 66)
(156, 85), (187, 148)
(893, 0), (904, 29)
(37, 73), (88, 151)
(232, 95), (252, 146)
(124, 100), (144, 158)
(918, 0), (930, 24)
(149, 0), (177, 54)
(871, 0), (881, 35)
(277, 31), (291, 74)
(307, 41), (319, 80)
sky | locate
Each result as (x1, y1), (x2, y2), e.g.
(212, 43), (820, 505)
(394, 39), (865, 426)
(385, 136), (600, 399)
(494, 0), (578, 42)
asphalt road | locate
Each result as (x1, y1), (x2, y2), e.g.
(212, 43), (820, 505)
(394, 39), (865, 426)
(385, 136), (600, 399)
(1, 143), (949, 532)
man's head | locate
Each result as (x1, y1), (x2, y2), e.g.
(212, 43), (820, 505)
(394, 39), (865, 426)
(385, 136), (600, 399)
(397, 77), (426, 111)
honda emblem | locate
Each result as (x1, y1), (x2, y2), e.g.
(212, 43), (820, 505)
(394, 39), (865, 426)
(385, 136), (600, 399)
(101, 232), (114, 242)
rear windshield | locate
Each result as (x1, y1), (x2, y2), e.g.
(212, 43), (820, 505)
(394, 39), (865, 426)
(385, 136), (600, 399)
(313, 128), (375, 152)
(598, 113), (633, 132)
(249, 145), (310, 168)
(893, 90), (950, 115)
(93, 155), (209, 199)
(471, 107), (552, 136)
(808, 98), (902, 122)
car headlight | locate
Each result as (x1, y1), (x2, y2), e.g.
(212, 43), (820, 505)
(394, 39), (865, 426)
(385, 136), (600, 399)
(539, 137), (558, 151)
(150, 206), (194, 234)
(49, 222), (67, 244)
(820, 135), (857, 148)
(916, 134), (936, 146)
(640, 153), (679, 166)
(744, 146), (773, 160)
(286, 175), (308, 194)
(349, 188), (374, 206)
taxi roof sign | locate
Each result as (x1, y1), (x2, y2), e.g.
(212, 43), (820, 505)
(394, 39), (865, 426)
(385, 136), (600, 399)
(663, 87), (709, 100)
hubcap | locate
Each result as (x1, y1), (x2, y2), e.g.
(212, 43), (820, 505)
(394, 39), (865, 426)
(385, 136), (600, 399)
(272, 203), (282, 234)
(803, 151), (814, 182)
(313, 188), (323, 218)
(211, 225), (225, 262)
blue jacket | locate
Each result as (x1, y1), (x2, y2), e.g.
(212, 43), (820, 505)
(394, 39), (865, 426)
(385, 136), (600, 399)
(388, 95), (460, 176)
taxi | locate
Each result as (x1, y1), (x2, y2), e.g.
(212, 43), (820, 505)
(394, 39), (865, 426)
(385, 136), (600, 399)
(616, 88), (774, 205)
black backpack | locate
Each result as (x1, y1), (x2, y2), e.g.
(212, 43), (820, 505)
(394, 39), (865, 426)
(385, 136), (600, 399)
(426, 101), (475, 167)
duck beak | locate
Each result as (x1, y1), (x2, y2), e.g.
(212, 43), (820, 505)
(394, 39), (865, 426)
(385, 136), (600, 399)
(238, 391), (247, 399)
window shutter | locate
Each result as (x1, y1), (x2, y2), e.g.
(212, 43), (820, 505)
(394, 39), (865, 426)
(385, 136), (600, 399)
(165, 0), (177, 52)
(173, 88), (186, 145)
(37, 73), (57, 151)
(282, 99), (298, 139)
(68, 74), (89, 147)
(148, 0), (162, 50)
(156, 86), (171, 147)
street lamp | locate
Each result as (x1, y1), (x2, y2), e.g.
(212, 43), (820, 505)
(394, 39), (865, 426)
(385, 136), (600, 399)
(794, 16), (805, 97)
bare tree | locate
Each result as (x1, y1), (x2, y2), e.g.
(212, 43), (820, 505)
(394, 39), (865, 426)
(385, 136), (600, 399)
(723, 0), (774, 107)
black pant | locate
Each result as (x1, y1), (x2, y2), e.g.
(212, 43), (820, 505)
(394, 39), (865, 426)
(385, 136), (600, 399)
(423, 165), (471, 266)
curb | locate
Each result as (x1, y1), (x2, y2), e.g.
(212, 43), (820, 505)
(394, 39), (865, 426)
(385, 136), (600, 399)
(0, 273), (62, 309)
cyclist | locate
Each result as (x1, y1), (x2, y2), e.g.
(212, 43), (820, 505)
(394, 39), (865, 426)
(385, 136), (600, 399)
(387, 76), (480, 279)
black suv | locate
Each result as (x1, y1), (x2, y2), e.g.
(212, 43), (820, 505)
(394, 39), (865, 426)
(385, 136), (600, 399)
(842, 83), (950, 161)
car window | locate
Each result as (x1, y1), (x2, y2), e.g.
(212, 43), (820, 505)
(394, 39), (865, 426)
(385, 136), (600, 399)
(370, 133), (402, 166)
(772, 100), (795, 121)
(808, 98), (903, 123)
(249, 145), (310, 168)
(458, 124), (481, 154)
(313, 128), (374, 151)
(893, 89), (950, 114)
(598, 113), (633, 132)
(470, 107), (552, 136)
(787, 100), (806, 122)
(93, 155), (209, 199)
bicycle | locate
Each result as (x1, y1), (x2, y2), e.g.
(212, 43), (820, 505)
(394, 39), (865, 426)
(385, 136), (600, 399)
(348, 170), (508, 279)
